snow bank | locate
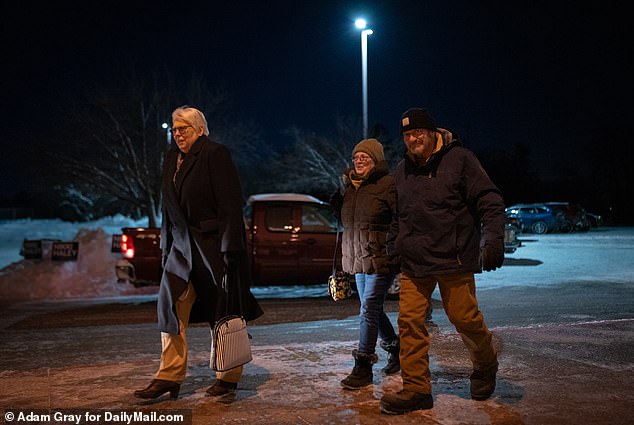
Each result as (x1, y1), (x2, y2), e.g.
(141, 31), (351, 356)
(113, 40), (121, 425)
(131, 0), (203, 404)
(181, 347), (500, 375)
(0, 216), (156, 301)
(0, 215), (148, 268)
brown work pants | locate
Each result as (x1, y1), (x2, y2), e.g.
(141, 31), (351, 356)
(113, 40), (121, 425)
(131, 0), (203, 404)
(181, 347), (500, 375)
(398, 272), (497, 394)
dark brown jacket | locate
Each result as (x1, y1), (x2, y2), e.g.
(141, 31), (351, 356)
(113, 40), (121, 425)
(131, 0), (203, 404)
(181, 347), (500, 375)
(388, 129), (506, 276)
(340, 161), (398, 275)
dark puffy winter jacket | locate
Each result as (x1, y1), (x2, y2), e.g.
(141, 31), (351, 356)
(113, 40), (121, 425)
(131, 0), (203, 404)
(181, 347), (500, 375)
(340, 161), (398, 275)
(387, 129), (506, 277)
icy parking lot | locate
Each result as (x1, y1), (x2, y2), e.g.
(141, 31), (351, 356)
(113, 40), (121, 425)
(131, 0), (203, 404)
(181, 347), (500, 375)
(479, 227), (634, 289)
(1, 220), (633, 424)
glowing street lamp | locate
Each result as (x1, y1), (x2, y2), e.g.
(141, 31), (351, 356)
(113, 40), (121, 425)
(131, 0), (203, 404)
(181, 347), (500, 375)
(162, 122), (172, 144)
(355, 18), (373, 138)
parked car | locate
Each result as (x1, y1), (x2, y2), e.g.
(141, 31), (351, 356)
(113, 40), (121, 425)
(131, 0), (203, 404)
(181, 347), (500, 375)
(506, 214), (524, 234)
(505, 203), (561, 234)
(586, 212), (603, 228)
(115, 227), (162, 286)
(243, 193), (340, 285)
(543, 202), (591, 232)
(504, 223), (521, 253)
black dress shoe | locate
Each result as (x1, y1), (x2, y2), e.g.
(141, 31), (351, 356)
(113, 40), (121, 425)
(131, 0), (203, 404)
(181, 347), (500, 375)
(206, 379), (237, 397)
(134, 379), (181, 399)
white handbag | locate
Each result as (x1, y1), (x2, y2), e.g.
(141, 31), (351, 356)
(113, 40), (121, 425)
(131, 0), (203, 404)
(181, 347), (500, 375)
(210, 257), (254, 372)
(210, 314), (253, 371)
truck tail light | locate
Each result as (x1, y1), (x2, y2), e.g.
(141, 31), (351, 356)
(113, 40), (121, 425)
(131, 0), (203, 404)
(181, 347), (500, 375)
(121, 234), (135, 259)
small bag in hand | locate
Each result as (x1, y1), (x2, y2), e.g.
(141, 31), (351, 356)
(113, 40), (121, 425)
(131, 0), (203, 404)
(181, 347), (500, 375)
(210, 258), (253, 371)
(327, 215), (353, 301)
(328, 271), (353, 301)
(210, 315), (252, 372)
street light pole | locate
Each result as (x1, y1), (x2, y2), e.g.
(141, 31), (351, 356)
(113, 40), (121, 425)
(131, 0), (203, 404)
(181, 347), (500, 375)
(355, 19), (373, 138)
(161, 122), (172, 145)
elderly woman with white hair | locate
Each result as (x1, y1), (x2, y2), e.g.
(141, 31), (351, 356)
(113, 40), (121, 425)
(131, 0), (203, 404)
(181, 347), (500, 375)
(134, 106), (262, 401)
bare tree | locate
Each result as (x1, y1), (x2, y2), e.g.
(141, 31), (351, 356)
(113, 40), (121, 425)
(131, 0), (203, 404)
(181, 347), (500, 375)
(53, 75), (174, 226)
(266, 115), (406, 199)
(48, 68), (268, 226)
(211, 113), (276, 196)
(269, 115), (365, 197)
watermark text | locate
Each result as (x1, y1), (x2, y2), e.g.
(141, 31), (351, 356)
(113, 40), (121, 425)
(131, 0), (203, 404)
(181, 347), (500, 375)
(3, 409), (192, 425)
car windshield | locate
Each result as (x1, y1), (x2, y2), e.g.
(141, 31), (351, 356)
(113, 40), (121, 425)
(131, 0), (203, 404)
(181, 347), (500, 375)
(300, 205), (339, 233)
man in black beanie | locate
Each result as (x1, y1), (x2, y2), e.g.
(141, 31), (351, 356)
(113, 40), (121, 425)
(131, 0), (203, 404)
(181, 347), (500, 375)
(380, 107), (505, 415)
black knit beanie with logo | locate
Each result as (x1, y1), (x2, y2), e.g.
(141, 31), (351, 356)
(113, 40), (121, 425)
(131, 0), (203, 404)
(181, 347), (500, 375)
(400, 108), (438, 134)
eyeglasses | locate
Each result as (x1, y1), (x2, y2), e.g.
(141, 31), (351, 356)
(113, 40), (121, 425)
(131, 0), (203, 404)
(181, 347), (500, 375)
(352, 154), (373, 163)
(170, 125), (192, 135)
(403, 128), (433, 139)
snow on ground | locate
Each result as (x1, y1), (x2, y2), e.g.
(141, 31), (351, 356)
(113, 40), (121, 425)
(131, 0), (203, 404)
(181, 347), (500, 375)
(0, 216), (152, 301)
(479, 228), (634, 290)
(0, 217), (633, 302)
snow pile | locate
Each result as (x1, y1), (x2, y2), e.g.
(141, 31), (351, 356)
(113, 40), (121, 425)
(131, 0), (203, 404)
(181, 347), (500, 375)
(0, 215), (148, 268)
(0, 216), (156, 301)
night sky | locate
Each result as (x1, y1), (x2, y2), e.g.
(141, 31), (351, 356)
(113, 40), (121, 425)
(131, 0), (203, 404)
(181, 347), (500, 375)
(1, 1), (632, 203)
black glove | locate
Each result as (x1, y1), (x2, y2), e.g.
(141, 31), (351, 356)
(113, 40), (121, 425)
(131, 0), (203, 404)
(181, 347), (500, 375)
(481, 242), (504, 271)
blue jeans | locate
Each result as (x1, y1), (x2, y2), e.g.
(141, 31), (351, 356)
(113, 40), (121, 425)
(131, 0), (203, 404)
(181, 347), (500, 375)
(355, 273), (398, 354)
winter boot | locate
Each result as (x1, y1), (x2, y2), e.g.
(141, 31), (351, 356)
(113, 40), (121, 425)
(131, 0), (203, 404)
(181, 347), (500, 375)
(379, 339), (400, 375)
(380, 390), (433, 415)
(425, 303), (433, 322)
(470, 360), (499, 400)
(340, 350), (378, 390)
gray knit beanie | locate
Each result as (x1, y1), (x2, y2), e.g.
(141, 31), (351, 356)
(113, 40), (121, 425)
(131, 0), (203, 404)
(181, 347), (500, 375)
(352, 138), (385, 163)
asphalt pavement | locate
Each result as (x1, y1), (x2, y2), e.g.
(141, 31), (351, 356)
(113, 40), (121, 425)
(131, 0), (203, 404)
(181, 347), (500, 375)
(1, 298), (633, 425)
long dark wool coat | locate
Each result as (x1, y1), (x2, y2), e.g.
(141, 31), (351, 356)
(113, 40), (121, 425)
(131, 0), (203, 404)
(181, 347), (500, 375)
(158, 136), (262, 335)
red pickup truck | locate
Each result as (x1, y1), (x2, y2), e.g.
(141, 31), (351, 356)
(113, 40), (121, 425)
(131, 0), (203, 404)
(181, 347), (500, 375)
(115, 193), (341, 287)
(115, 192), (519, 292)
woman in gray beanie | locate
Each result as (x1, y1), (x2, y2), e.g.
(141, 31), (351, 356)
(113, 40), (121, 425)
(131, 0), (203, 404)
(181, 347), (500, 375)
(333, 138), (400, 390)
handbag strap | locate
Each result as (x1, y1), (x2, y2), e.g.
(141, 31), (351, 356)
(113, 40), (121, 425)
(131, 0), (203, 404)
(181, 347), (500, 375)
(331, 217), (341, 275)
(223, 258), (244, 317)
